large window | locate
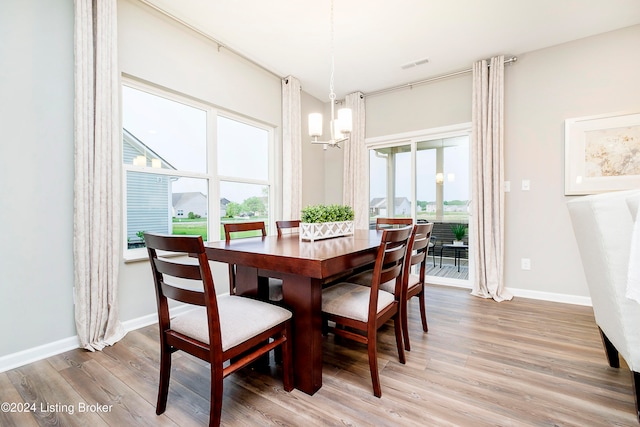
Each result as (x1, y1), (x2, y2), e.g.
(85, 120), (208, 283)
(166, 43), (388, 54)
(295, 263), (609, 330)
(218, 116), (272, 237)
(121, 81), (274, 257)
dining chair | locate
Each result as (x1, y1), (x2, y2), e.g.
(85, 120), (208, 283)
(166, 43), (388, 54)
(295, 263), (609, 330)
(375, 217), (413, 230)
(223, 221), (283, 302)
(339, 223), (434, 351)
(144, 232), (293, 427)
(321, 226), (412, 397)
(276, 220), (301, 237)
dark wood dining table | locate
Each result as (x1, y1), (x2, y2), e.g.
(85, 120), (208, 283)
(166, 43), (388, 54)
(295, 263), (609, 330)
(203, 228), (383, 395)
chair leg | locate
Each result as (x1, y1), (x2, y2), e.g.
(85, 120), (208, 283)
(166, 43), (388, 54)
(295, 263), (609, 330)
(282, 323), (294, 392)
(321, 315), (328, 336)
(599, 327), (620, 368)
(401, 299), (411, 352)
(156, 344), (171, 415)
(418, 289), (428, 333)
(210, 364), (224, 427)
(394, 313), (406, 365)
(367, 331), (382, 398)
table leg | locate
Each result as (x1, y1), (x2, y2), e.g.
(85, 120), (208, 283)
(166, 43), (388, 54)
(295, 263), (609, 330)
(279, 273), (323, 395)
(439, 246), (444, 268)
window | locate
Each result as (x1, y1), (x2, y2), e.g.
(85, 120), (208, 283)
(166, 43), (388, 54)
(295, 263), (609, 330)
(121, 81), (274, 257)
(369, 144), (412, 224)
(416, 136), (469, 223)
(218, 116), (273, 238)
(369, 131), (469, 225)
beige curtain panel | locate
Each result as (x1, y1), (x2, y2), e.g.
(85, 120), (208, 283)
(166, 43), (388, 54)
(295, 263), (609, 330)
(74, 0), (126, 350)
(470, 55), (512, 302)
(282, 76), (303, 220)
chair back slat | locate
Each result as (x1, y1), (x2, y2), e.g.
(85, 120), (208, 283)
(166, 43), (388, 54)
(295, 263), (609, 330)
(161, 283), (207, 306)
(144, 232), (203, 253)
(224, 221), (267, 241)
(154, 257), (202, 280)
(375, 217), (413, 230)
(276, 220), (301, 237)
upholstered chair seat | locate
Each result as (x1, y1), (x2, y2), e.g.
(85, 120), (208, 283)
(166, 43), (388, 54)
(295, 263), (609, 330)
(171, 295), (291, 351)
(322, 283), (395, 322)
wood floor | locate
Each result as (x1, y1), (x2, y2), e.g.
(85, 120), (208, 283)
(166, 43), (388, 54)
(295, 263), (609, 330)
(2, 285), (637, 426)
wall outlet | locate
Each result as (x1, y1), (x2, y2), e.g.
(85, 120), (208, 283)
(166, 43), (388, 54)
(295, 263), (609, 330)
(522, 179), (530, 191)
(521, 258), (531, 270)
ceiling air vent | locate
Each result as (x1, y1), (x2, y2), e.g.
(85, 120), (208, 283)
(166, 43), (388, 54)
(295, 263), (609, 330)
(401, 57), (429, 70)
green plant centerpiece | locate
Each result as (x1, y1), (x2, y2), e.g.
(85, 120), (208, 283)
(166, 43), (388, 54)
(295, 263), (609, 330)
(301, 204), (354, 223)
(451, 224), (468, 245)
(300, 204), (355, 241)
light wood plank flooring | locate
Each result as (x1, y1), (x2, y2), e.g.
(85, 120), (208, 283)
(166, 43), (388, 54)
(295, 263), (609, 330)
(1, 285), (637, 426)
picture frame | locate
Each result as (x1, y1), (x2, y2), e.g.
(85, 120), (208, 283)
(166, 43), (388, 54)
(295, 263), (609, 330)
(564, 111), (640, 195)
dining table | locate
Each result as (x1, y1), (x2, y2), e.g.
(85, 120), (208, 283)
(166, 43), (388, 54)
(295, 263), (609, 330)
(204, 228), (383, 395)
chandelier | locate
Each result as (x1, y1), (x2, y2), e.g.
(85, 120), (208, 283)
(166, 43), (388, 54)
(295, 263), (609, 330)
(308, 0), (352, 148)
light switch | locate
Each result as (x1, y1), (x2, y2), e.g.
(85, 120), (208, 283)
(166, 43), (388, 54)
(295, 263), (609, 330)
(522, 179), (530, 191)
(504, 181), (510, 192)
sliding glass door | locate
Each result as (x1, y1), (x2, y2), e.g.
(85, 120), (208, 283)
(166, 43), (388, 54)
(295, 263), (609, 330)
(368, 126), (471, 285)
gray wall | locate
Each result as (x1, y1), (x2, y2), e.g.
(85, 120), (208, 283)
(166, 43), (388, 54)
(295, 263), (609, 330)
(0, 0), (76, 357)
(349, 24), (640, 301)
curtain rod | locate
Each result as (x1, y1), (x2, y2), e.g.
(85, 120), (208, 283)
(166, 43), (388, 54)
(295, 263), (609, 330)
(364, 56), (517, 98)
(136, 0), (283, 80)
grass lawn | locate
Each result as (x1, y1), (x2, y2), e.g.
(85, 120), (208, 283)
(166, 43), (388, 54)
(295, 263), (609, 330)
(172, 218), (208, 240)
(172, 217), (270, 241)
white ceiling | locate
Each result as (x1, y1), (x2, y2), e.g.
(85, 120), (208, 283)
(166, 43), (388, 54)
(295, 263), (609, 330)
(142, 0), (640, 102)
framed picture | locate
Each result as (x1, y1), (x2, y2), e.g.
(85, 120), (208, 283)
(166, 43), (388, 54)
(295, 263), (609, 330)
(564, 111), (640, 195)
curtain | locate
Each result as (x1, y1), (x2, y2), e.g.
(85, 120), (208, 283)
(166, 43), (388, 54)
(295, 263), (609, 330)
(74, 0), (126, 351)
(470, 56), (512, 302)
(282, 76), (302, 220)
(342, 92), (368, 229)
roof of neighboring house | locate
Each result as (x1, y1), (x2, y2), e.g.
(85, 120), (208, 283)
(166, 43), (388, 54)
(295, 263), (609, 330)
(172, 192), (206, 207)
(123, 128), (175, 170)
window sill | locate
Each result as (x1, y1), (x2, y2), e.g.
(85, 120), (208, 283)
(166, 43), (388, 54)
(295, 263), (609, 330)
(124, 247), (148, 263)
(123, 247), (193, 264)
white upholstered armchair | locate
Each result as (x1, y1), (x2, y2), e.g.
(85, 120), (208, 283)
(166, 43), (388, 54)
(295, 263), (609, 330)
(567, 189), (640, 422)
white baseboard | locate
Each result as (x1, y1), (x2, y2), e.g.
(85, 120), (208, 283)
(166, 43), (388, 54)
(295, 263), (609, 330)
(0, 304), (194, 374)
(427, 280), (592, 306)
(0, 335), (81, 374)
(507, 287), (592, 306)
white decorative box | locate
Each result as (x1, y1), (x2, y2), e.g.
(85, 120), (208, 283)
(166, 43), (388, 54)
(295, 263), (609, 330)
(299, 221), (354, 242)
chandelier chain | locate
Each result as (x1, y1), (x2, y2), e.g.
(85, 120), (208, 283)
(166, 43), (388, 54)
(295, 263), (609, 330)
(329, 0), (336, 102)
